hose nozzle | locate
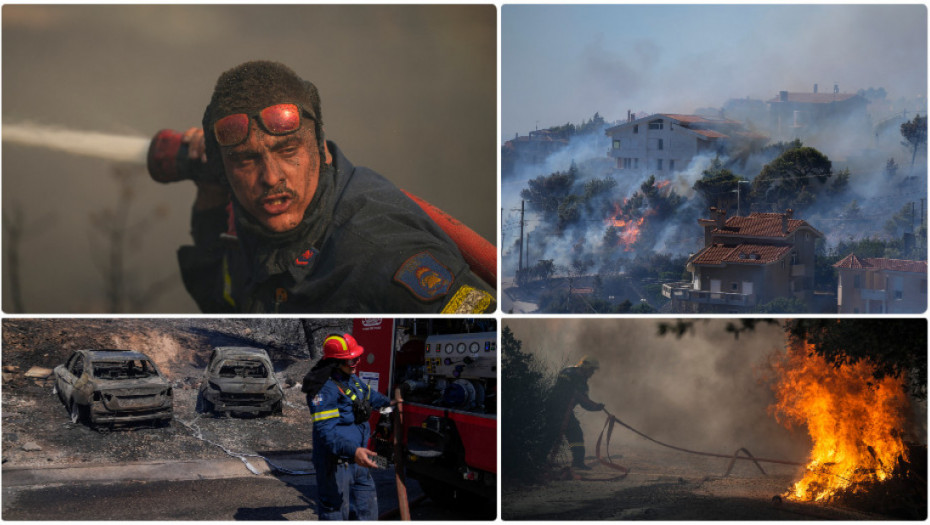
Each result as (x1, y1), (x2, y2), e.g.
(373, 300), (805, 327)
(147, 129), (210, 183)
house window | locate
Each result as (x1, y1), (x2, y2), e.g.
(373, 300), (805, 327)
(730, 282), (738, 291)
(656, 159), (663, 170)
(613, 139), (621, 149)
(634, 158), (639, 169)
(633, 125), (639, 134)
(649, 119), (664, 130)
(669, 159), (675, 171)
(657, 138), (664, 150)
(853, 275), (861, 288)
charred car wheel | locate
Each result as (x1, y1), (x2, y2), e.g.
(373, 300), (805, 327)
(69, 400), (88, 425)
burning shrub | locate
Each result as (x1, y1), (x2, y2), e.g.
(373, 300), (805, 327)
(770, 340), (911, 503)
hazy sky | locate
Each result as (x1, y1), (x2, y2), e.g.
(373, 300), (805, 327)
(502, 4), (927, 141)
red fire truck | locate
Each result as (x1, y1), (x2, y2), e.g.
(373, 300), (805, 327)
(351, 318), (497, 506)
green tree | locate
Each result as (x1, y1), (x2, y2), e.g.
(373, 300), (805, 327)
(751, 143), (833, 212)
(520, 169), (577, 220)
(693, 156), (745, 212)
(885, 158), (899, 179)
(501, 326), (556, 483)
(900, 114), (927, 170)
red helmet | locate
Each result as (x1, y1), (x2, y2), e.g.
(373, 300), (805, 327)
(323, 333), (364, 360)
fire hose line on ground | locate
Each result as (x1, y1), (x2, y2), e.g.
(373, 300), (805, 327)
(175, 416), (315, 476)
(579, 408), (805, 482)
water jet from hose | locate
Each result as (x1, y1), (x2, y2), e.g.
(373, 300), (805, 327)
(3, 122), (149, 165)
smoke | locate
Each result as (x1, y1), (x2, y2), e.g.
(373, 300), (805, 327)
(3, 122), (150, 165)
(503, 5), (927, 280)
(505, 318), (812, 464)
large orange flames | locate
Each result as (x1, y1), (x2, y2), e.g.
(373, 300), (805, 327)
(604, 201), (646, 251)
(771, 341), (910, 502)
(603, 179), (672, 251)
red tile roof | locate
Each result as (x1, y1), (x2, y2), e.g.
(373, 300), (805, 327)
(692, 129), (728, 139)
(834, 254), (927, 273)
(691, 243), (792, 266)
(660, 114), (743, 125)
(767, 92), (861, 104)
(710, 212), (821, 238)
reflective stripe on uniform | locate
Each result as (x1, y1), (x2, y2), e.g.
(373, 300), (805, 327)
(441, 285), (493, 313)
(222, 255), (235, 307)
(312, 409), (340, 422)
(568, 442), (585, 449)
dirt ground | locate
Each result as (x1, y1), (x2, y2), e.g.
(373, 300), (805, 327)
(503, 444), (904, 520)
(2, 319), (328, 470)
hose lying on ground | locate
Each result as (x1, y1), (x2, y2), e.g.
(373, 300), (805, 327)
(590, 408), (804, 482)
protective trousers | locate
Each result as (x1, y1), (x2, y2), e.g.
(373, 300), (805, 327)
(316, 457), (378, 520)
(565, 414), (586, 468)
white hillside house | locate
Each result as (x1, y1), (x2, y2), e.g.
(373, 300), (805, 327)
(606, 113), (762, 174)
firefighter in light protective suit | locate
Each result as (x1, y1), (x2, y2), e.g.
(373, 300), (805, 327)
(549, 357), (604, 470)
(305, 334), (391, 520)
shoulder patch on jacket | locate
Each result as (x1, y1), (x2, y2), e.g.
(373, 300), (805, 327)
(393, 252), (454, 301)
(441, 285), (494, 314)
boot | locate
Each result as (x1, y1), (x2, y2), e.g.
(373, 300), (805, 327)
(571, 446), (590, 470)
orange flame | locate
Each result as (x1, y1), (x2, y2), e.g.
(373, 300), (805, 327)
(605, 201), (646, 251)
(771, 341), (910, 502)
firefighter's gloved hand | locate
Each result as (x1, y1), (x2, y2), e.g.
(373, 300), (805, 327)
(354, 447), (379, 469)
(182, 127), (207, 164)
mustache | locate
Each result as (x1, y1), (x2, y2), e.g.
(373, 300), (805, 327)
(261, 181), (298, 200)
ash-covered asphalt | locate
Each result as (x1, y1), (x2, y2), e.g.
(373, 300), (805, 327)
(503, 445), (887, 520)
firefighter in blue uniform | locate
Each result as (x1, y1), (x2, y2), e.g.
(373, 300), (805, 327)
(549, 357), (604, 470)
(160, 60), (495, 313)
(305, 334), (391, 520)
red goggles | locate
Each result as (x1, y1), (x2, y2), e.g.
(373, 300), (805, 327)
(213, 103), (304, 147)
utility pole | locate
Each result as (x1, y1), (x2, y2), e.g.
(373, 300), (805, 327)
(518, 200), (525, 272)
(525, 232), (531, 271)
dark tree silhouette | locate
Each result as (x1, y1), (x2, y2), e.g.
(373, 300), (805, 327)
(900, 114), (927, 170)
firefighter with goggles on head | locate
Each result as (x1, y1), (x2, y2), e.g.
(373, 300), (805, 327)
(155, 60), (495, 314)
(303, 333), (391, 520)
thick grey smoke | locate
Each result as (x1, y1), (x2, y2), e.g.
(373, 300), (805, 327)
(505, 318), (812, 467)
(502, 4), (927, 281)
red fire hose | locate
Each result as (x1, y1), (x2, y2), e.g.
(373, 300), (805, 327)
(596, 408), (804, 479)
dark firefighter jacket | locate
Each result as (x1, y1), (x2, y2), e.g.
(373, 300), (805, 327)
(308, 372), (391, 462)
(550, 366), (601, 413)
(177, 141), (496, 313)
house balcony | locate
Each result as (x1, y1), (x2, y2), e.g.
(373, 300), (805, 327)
(662, 282), (755, 307)
(662, 282), (692, 299)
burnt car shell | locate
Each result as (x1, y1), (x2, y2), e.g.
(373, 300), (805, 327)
(53, 349), (173, 426)
(198, 347), (284, 416)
